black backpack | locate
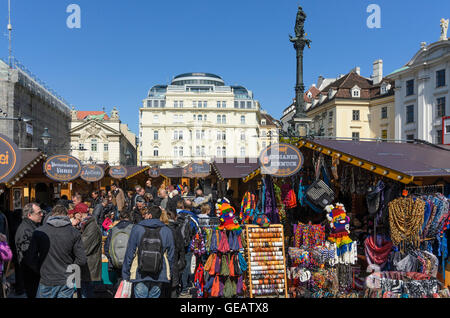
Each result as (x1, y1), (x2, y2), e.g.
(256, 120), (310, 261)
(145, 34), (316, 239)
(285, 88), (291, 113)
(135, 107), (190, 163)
(177, 213), (198, 248)
(138, 227), (163, 276)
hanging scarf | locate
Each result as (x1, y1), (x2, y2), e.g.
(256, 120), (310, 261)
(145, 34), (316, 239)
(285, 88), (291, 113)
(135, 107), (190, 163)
(364, 235), (393, 268)
(240, 192), (256, 224)
(194, 264), (205, 298)
(218, 231), (230, 253)
(264, 175), (280, 224)
(298, 176), (306, 207)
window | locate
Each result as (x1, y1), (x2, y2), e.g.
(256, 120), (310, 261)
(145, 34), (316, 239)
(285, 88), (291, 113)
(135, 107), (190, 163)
(406, 105), (414, 123)
(241, 115), (246, 124)
(160, 100), (165, 108)
(174, 147), (178, 157)
(193, 114), (196, 121)
(153, 148), (159, 157)
(154, 130), (159, 140)
(234, 101), (239, 109)
(91, 139), (98, 152)
(352, 87), (360, 98)
(437, 130), (443, 144)
(437, 97), (446, 118)
(222, 115), (226, 124)
(447, 124), (450, 134)
(104, 144), (108, 152)
(193, 101), (197, 108)
(196, 146), (200, 156)
(352, 132), (360, 141)
(153, 115), (159, 123)
(174, 101), (178, 108)
(154, 100), (159, 108)
(79, 144), (85, 150)
(216, 147), (221, 157)
(179, 101), (184, 108)
(241, 131), (246, 141)
(222, 101), (227, 108)
(437, 69), (446, 88)
(240, 101), (245, 109)
(240, 147), (246, 157)
(179, 130), (184, 140)
(203, 101), (207, 108)
(147, 100), (152, 108)
(352, 110), (360, 121)
(406, 79), (414, 96)
(381, 107), (388, 119)
(381, 130), (388, 140)
(217, 115), (221, 124)
(217, 131), (226, 141)
(204, 114), (207, 121)
(198, 115), (203, 121)
(261, 119), (266, 125)
(222, 147), (226, 157)
(174, 131), (178, 140)
(201, 146), (205, 156)
(328, 111), (333, 124)
(217, 101), (221, 108)
(247, 101), (252, 109)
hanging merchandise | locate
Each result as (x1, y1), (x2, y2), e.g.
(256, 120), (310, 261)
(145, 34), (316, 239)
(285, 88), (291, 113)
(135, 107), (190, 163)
(240, 192), (257, 224)
(305, 180), (335, 210)
(324, 203), (358, 265)
(298, 176), (306, 207)
(281, 183), (297, 210)
(388, 196), (425, 249)
(364, 235), (393, 269)
(293, 222), (326, 249)
(264, 175), (280, 224)
(366, 181), (385, 218)
(217, 200), (241, 232)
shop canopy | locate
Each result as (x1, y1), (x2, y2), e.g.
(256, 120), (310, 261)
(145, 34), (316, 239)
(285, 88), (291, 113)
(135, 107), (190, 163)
(298, 139), (450, 184)
(212, 158), (260, 181)
(160, 167), (184, 178)
(123, 166), (150, 180)
(4, 150), (47, 188)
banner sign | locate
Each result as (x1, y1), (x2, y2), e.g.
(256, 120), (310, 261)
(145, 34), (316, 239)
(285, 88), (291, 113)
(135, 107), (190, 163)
(259, 143), (304, 177)
(0, 134), (22, 184)
(183, 162), (210, 178)
(109, 165), (128, 179)
(148, 166), (160, 178)
(44, 155), (82, 182)
(80, 164), (104, 182)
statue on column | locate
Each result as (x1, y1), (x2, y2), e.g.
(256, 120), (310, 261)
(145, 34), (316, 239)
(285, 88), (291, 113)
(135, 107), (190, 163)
(290, 6), (312, 49)
(440, 18), (449, 41)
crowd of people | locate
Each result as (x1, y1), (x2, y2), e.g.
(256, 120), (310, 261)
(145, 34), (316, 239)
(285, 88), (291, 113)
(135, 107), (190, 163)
(0, 178), (219, 299)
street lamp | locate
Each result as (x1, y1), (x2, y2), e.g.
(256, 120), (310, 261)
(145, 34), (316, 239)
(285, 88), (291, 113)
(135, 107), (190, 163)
(41, 127), (51, 154)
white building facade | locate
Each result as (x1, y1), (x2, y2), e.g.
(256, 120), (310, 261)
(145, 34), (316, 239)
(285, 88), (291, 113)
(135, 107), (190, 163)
(387, 36), (449, 144)
(70, 107), (137, 166)
(139, 73), (267, 168)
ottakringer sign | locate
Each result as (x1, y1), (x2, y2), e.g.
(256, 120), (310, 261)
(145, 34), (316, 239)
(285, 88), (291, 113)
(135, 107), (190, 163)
(44, 155), (82, 182)
(0, 134), (22, 184)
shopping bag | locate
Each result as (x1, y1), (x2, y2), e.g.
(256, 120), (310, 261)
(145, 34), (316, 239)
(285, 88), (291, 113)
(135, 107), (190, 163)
(114, 280), (132, 298)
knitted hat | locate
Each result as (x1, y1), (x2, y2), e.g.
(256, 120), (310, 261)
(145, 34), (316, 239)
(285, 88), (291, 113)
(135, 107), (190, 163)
(217, 201), (241, 231)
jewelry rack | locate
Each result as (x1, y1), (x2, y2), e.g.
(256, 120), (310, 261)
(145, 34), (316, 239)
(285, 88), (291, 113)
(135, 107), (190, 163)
(245, 224), (289, 298)
(405, 184), (444, 195)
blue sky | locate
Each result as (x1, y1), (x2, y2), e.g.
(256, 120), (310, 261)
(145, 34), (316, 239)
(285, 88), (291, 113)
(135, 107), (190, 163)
(0, 0), (448, 135)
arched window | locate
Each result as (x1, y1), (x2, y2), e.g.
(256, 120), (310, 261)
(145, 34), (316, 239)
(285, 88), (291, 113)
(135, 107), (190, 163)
(241, 131), (246, 141)
(198, 115), (203, 121)
(222, 115), (226, 124)
(153, 148), (159, 157)
(179, 146), (184, 157)
(217, 115), (221, 124)
(217, 147), (221, 157)
(222, 147), (226, 157)
(241, 115), (245, 124)
(240, 147), (245, 157)
(154, 130), (159, 140)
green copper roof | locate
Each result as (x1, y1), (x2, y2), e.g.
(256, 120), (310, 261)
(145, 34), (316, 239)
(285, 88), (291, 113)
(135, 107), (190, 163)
(388, 66), (409, 76)
(87, 114), (105, 121)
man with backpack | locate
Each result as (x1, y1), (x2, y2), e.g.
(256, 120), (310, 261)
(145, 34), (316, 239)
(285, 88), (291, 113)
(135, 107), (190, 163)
(104, 210), (133, 289)
(122, 206), (174, 298)
(175, 200), (199, 296)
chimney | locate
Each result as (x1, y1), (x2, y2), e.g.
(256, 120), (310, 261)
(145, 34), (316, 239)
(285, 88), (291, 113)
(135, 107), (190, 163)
(317, 76), (324, 89)
(351, 67), (361, 75)
(372, 59), (383, 85)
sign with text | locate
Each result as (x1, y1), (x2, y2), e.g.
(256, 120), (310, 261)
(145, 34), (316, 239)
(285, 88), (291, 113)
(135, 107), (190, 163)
(0, 134), (22, 184)
(182, 162), (210, 178)
(259, 143), (304, 177)
(80, 164), (104, 182)
(148, 166), (160, 178)
(109, 165), (128, 179)
(44, 155), (82, 182)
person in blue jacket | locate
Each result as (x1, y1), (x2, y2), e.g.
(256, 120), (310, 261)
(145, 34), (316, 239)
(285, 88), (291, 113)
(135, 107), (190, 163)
(121, 205), (174, 298)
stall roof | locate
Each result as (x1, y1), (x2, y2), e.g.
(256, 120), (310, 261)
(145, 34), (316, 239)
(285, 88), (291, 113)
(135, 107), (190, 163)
(124, 166), (150, 180)
(5, 151), (47, 187)
(160, 167), (183, 178)
(212, 158), (260, 180)
(300, 139), (450, 183)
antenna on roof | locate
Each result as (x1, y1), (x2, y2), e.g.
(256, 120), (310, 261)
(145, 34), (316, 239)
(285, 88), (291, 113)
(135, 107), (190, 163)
(7, 0), (13, 67)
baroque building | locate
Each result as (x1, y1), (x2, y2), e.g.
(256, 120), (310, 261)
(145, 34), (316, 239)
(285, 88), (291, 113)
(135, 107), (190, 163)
(70, 107), (137, 166)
